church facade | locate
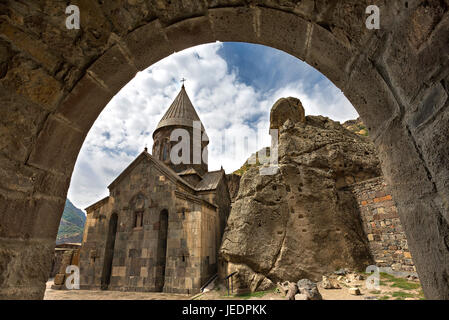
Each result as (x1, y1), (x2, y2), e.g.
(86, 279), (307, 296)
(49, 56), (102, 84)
(79, 85), (231, 293)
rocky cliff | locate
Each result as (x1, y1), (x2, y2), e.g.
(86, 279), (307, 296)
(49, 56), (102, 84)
(226, 174), (241, 203)
(219, 97), (381, 291)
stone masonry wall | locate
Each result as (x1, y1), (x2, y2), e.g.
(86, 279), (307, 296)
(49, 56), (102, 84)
(350, 177), (415, 272)
(49, 243), (81, 278)
(79, 155), (220, 294)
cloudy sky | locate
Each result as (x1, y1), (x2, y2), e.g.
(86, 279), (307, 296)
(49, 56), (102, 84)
(67, 42), (358, 210)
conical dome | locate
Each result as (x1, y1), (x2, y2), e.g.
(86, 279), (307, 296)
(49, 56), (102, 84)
(153, 85), (205, 137)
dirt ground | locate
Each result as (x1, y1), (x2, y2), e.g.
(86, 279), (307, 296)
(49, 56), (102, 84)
(194, 272), (423, 301)
(44, 272), (423, 300)
(44, 279), (191, 300)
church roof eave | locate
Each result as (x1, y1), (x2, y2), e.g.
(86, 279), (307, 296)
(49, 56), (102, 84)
(85, 196), (109, 212)
(107, 150), (197, 192)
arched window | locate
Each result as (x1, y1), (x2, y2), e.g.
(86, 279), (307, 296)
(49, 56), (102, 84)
(131, 194), (145, 229)
(134, 211), (143, 228)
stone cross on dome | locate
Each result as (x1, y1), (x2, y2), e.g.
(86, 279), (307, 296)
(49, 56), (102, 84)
(180, 77), (186, 87)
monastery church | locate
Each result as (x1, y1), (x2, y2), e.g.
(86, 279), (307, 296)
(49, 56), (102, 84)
(79, 85), (231, 293)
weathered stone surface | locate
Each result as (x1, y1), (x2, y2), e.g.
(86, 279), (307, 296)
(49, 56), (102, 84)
(320, 276), (341, 289)
(53, 273), (65, 286)
(86, 44), (138, 93)
(307, 23), (354, 90)
(294, 293), (308, 300)
(297, 279), (322, 300)
(270, 97), (305, 130)
(165, 16), (215, 52)
(277, 281), (298, 300)
(98, 1), (156, 35)
(1, 63), (63, 111)
(0, 194), (64, 240)
(0, 238), (54, 300)
(27, 116), (84, 176)
(226, 174), (241, 203)
(344, 59), (400, 140)
(0, 0), (448, 300)
(0, 20), (61, 74)
(220, 99), (380, 289)
(221, 262), (274, 294)
(257, 7), (309, 60)
(0, 86), (48, 162)
(122, 20), (172, 71)
(208, 7), (257, 43)
(348, 287), (361, 295)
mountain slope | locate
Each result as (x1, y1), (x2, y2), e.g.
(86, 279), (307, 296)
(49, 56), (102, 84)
(342, 117), (369, 136)
(56, 199), (86, 244)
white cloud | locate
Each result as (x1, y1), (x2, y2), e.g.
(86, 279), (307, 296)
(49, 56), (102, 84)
(68, 42), (358, 210)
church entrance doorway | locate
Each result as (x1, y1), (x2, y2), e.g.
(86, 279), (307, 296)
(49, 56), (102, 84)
(156, 209), (169, 292)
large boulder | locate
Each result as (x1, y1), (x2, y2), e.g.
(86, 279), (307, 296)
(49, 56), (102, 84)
(297, 279), (322, 300)
(219, 98), (381, 292)
(221, 262), (274, 294)
(270, 97), (305, 129)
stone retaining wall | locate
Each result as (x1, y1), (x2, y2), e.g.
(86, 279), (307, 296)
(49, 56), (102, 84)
(49, 243), (81, 278)
(350, 177), (415, 272)
(51, 247), (81, 289)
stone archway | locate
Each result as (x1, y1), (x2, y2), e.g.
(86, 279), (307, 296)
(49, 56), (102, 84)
(0, 1), (448, 299)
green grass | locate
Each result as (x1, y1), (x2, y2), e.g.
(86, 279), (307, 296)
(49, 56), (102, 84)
(233, 159), (261, 176)
(391, 291), (416, 299)
(380, 273), (421, 290)
(379, 295), (391, 300)
(233, 148), (270, 176)
(237, 291), (268, 299)
(390, 280), (421, 290)
(222, 288), (276, 300)
(369, 290), (381, 294)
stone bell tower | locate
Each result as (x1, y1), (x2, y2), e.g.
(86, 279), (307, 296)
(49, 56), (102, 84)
(152, 84), (209, 176)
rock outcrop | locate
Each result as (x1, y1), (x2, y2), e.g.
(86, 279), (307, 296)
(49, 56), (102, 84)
(270, 97), (305, 129)
(219, 97), (381, 291)
(297, 279), (322, 300)
(226, 174), (241, 203)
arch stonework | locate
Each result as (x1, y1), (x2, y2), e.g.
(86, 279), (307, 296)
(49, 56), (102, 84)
(0, 1), (448, 299)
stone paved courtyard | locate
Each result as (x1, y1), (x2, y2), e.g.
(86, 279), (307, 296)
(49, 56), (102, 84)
(45, 271), (423, 300)
(44, 279), (191, 300)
